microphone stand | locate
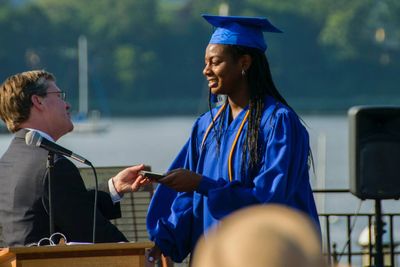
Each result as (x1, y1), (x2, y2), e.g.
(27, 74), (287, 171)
(47, 152), (55, 236)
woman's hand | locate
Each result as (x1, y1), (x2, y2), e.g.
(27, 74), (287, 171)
(146, 245), (162, 264)
(158, 168), (202, 192)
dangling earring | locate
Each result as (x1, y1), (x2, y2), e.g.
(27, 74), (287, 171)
(241, 69), (246, 76)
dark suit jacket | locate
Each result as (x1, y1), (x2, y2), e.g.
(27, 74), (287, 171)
(0, 129), (127, 247)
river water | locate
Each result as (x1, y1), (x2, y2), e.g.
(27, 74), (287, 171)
(1, 115), (349, 184)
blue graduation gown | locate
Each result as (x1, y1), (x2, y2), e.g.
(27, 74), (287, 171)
(146, 96), (320, 262)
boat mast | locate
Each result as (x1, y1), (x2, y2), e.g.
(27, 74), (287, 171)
(78, 35), (88, 116)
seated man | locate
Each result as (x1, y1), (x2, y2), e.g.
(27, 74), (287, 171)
(0, 70), (148, 246)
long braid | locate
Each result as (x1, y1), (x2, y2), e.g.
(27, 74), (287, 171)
(207, 89), (227, 156)
(207, 89), (220, 149)
(243, 50), (264, 175)
(207, 44), (304, 179)
(228, 45), (297, 178)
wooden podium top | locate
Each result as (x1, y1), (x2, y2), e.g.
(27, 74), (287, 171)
(0, 242), (154, 267)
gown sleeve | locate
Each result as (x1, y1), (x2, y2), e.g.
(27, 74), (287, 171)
(146, 119), (201, 262)
(196, 109), (311, 220)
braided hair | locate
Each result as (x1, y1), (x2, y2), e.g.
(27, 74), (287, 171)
(208, 44), (295, 177)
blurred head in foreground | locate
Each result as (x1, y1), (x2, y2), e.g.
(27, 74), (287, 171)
(192, 204), (326, 267)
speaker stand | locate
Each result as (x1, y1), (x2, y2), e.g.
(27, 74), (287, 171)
(374, 199), (384, 267)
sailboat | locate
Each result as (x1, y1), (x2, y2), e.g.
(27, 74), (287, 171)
(72, 35), (109, 133)
(0, 121), (9, 134)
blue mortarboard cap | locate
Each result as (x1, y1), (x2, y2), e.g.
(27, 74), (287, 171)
(202, 14), (282, 52)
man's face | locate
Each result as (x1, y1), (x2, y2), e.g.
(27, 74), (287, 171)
(41, 81), (73, 140)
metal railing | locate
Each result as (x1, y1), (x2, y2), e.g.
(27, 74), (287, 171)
(174, 189), (400, 267)
(315, 189), (400, 267)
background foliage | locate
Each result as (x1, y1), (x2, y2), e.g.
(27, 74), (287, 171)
(1, 0), (399, 116)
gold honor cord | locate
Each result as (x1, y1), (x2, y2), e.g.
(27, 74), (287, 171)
(228, 110), (249, 181)
(201, 103), (227, 149)
(201, 105), (249, 182)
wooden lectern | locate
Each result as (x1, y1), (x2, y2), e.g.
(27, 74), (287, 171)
(0, 242), (153, 267)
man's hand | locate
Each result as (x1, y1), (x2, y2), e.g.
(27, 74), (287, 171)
(112, 164), (150, 194)
(158, 168), (202, 192)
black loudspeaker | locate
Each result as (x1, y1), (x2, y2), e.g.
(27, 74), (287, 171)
(349, 106), (400, 200)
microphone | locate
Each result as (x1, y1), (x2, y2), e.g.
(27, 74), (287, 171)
(25, 130), (91, 166)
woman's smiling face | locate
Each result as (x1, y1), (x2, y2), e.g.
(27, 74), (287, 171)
(203, 44), (244, 96)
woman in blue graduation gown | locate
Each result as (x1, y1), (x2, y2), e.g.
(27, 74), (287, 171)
(146, 14), (320, 263)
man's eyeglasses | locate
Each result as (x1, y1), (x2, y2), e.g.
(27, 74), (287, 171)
(46, 91), (67, 101)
